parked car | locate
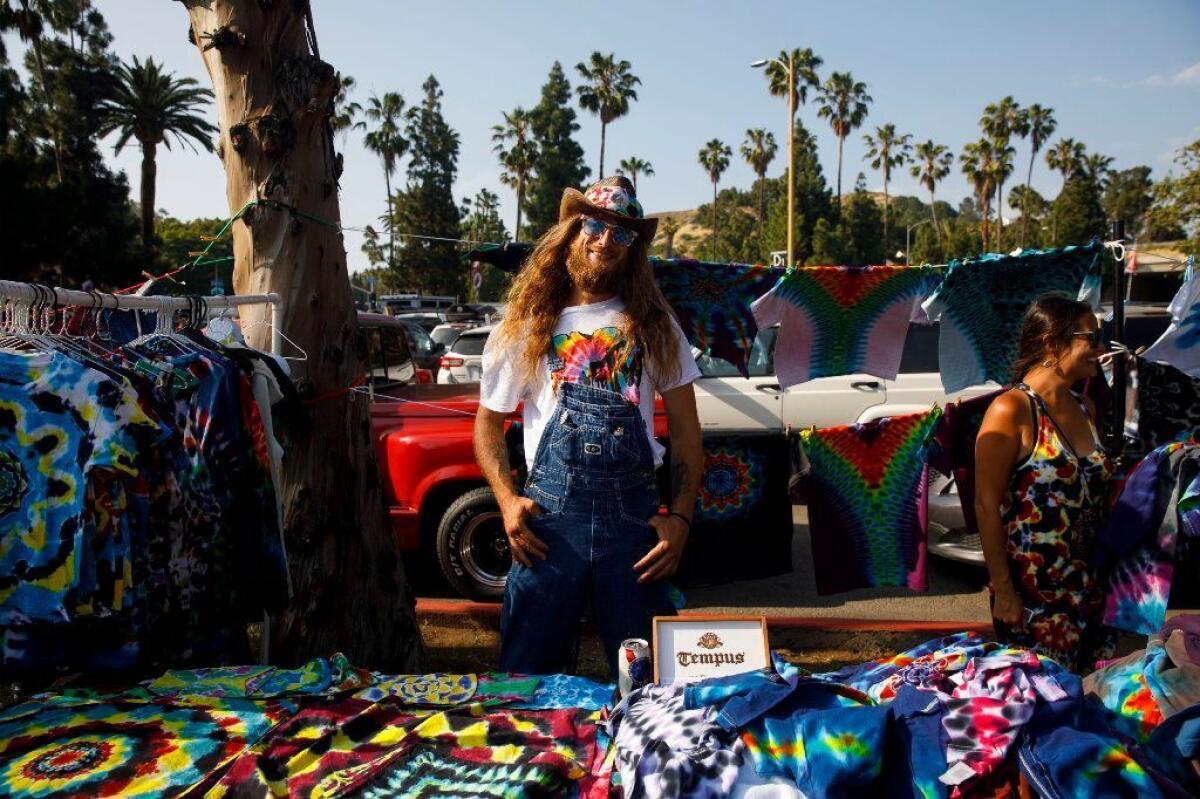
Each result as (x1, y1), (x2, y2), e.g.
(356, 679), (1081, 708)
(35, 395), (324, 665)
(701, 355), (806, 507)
(430, 322), (471, 351)
(397, 318), (444, 372)
(393, 312), (445, 333)
(358, 312), (432, 387)
(436, 324), (493, 384)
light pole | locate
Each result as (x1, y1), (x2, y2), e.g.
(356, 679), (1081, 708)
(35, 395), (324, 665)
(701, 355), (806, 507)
(904, 218), (933, 266)
(752, 55), (795, 269)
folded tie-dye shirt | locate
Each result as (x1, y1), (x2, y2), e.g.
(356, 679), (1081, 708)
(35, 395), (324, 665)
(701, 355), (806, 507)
(480, 295), (700, 469)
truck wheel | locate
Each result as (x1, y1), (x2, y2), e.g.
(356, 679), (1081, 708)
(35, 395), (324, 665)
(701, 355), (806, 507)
(436, 487), (511, 600)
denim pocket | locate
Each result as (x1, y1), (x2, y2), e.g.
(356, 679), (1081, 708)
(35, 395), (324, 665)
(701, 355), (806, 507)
(524, 483), (564, 516)
(618, 486), (660, 529)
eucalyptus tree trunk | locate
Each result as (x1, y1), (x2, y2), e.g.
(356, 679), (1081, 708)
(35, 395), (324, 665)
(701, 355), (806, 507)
(181, 0), (422, 671)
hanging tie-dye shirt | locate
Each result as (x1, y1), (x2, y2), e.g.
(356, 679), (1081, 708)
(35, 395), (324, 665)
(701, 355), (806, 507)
(481, 296), (700, 469)
(1142, 270), (1200, 377)
(0, 351), (157, 624)
(921, 240), (1104, 394)
(652, 258), (782, 378)
(750, 265), (940, 388)
(800, 408), (942, 595)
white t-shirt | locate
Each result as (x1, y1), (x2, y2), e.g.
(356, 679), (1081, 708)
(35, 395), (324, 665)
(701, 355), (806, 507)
(480, 296), (701, 469)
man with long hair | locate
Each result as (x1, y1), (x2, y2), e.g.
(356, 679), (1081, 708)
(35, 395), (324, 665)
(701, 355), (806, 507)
(475, 176), (703, 676)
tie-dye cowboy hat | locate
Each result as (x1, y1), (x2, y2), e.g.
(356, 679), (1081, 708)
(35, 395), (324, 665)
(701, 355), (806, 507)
(559, 177), (658, 240)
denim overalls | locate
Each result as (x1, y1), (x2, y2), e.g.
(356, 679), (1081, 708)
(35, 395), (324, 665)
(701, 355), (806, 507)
(499, 381), (675, 676)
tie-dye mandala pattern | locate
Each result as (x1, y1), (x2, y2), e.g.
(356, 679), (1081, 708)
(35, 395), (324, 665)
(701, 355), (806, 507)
(549, 327), (642, 404)
(801, 409), (942, 594)
(0, 698), (287, 798)
(651, 258), (781, 377)
(697, 445), (764, 520)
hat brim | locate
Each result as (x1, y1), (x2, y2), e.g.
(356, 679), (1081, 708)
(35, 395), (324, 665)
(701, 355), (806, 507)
(559, 187), (659, 241)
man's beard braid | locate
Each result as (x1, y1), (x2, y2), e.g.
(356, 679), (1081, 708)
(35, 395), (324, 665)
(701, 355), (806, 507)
(566, 241), (623, 294)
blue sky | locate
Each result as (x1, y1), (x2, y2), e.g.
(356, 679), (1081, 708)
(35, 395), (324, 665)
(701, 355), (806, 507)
(68, 2), (1200, 270)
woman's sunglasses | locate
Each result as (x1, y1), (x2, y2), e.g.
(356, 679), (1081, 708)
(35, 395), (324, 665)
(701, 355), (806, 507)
(1072, 330), (1104, 347)
(581, 216), (637, 247)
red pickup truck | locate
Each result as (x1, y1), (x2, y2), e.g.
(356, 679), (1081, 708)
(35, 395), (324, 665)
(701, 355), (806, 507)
(369, 383), (671, 600)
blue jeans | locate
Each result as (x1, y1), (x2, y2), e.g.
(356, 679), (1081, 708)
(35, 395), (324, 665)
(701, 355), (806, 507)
(499, 382), (674, 677)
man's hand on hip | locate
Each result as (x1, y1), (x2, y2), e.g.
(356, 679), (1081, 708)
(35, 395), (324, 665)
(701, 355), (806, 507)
(499, 495), (549, 567)
(634, 514), (689, 584)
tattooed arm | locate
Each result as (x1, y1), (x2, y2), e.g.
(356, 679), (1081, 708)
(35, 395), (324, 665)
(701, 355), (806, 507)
(474, 407), (547, 565)
(635, 383), (702, 583)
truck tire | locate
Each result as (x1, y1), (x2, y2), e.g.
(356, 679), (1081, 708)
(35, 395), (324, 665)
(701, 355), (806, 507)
(436, 487), (511, 601)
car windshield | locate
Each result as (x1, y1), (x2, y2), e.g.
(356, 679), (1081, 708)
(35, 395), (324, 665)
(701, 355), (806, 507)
(453, 332), (489, 356)
(695, 327), (777, 377)
(403, 322), (436, 356)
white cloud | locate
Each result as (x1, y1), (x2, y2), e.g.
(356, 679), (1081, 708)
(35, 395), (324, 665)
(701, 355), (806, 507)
(1144, 60), (1200, 87)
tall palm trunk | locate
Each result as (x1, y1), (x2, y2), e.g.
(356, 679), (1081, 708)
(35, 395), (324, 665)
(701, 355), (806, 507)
(1021, 150), (1036, 246)
(981, 194), (991, 252)
(929, 188), (942, 258)
(598, 120), (607, 178)
(996, 181), (1004, 251)
(836, 135), (844, 206)
(19, 1), (64, 182)
(139, 140), (157, 254)
(710, 180), (718, 257)
(757, 175), (766, 249)
(882, 176), (889, 253)
(515, 176), (524, 241)
(383, 168), (395, 267)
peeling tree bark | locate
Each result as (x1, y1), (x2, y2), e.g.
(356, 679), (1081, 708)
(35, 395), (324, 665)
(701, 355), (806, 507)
(179, 0), (422, 671)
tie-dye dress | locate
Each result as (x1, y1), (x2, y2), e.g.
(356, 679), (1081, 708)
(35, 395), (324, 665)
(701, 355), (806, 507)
(997, 385), (1116, 673)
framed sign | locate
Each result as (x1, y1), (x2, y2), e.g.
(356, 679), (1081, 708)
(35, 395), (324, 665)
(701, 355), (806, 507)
(652, 615), (770, 684)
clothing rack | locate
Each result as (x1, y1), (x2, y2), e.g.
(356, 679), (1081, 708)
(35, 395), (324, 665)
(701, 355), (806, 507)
(1, 278), (285, 664)
(0, 279), (283, 357)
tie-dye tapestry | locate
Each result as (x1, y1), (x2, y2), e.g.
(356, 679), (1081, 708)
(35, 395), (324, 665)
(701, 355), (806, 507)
(651, 258), (782, 378)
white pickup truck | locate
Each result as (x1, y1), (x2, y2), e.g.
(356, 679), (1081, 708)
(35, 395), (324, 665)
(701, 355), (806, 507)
(692, 322), (993, 431)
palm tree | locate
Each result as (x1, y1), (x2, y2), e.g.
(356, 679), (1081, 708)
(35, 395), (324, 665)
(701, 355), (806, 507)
(330, 74), (365, 141)
(1082, 151), (1115, 188)
(764, 46), (823, 129)
(661, 216), (680, 258)
(740, 129), (778, 246)
(363, 92), (407, 267)
(961, 139), (999, 252)
(575, 52), (640, 178)
(815, 71), (872, 205)
(1045, 137), (1086, 192)
(1016, 104), (1056, 245)
(10, 0), (63, 180)
(910, 140), (953, 257)
(862, 123), (912, 247)
(981, 96), (1023, 250)
(98, 55), (217, 253)
(616, 156), (654, 193)
(492, 107), (538, 240)
(698, 139), (732, 258)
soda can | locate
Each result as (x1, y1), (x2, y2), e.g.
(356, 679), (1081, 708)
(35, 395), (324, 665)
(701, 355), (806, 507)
(618, 638), (652, 697)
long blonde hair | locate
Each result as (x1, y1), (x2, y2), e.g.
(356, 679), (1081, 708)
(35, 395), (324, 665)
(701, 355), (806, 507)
(494, 216), (682, 391)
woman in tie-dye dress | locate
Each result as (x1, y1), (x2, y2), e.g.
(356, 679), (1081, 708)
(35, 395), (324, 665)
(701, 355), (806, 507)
(975, 295), (1117, 673)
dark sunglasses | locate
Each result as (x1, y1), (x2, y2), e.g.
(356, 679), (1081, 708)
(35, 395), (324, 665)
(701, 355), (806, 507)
(1072, 330), (1104, 347)
(581, 216), (637, 247)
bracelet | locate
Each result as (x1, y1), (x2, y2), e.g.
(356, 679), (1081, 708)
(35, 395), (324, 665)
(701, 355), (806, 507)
(668, 511), (692, 531)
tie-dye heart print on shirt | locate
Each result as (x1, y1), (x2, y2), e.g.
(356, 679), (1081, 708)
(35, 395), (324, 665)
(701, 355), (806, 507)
(549, 327), (643, 404)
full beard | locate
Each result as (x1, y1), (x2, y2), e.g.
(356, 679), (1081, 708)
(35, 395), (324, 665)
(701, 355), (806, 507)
(566, 241), (624, 294)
